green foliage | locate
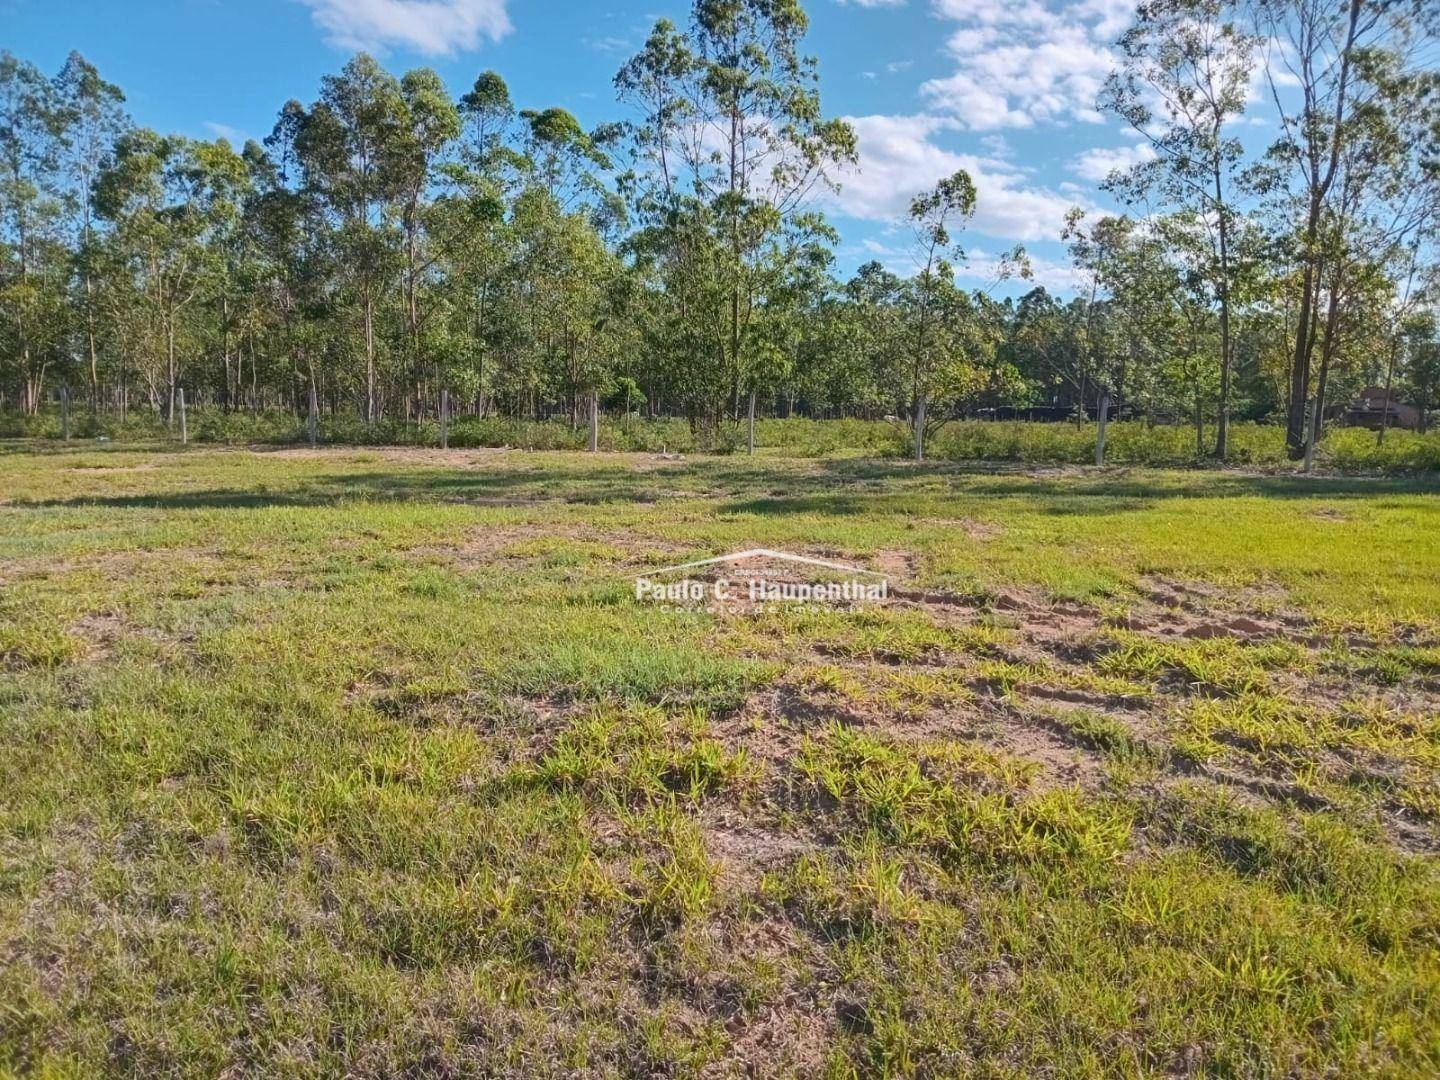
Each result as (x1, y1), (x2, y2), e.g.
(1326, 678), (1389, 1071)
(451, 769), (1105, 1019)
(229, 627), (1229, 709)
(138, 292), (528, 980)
(12, 407), (1440, 472)
(5, 21), (1439, 456)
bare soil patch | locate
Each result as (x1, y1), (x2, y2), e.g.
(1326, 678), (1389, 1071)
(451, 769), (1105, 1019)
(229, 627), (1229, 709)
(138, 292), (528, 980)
(260, 446), (515, 466)
(704, 816), (816, 890)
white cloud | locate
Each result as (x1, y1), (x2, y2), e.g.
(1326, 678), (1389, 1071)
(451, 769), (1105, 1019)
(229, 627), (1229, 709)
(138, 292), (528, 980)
(582, 34), (633, 55)
(848, 236), (1083, 292)
(204, 122), (248, 145)
(980, 133), (1012, 157)
(961, 247), (1086, 291)
(920, 0), (1133, 131)
(297, 0), (512, 57)
(1069, 141), (1154, 182)
(848, 236), (924, 275)
(1074, 0), (1139, 41)
(826, 113), (1087, 242)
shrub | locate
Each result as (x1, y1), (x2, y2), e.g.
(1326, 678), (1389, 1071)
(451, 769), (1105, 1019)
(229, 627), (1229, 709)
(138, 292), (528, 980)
(1320, 427), (1440, 473)
(6, 406), (1438, 473)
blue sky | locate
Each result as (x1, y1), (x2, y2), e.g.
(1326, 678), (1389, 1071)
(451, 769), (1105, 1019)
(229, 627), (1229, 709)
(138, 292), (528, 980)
(4, 0), (1279, 293)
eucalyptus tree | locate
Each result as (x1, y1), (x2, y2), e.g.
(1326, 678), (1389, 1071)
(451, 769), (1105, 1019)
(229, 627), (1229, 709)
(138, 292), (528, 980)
(1161, 280), (1224, 450)
(615, 18), (721, 425)
(834, 261), (903, 416)
(616, 0), (856, 427)
(509, 106), (625, 427)
(251, 106), (340, 411)
(900, 172), (973, 460)
(786, 265), (893, 421)
(1250, 0), (1432, 455)
(292, 54), (409, 423)
(192, 137), (255, 410)
(1103, 0), (1257, 459)
(734, 209), (835, 449)
(0, 52), (70, 413)
(13, 36), (1440, 439)
(461, 72), (515, 169)
(394, 68), (460, 418)
(54, 52), (128, 407)
(899, 171), (1029, 460)
(419, 71), (520, 415)
(1299, 174), (1405, 461)
(510, 185), (621, 427)
(1001, 287), (1074, 411)
(1064, 211), (1166, 464)
(1287, 54), (1437, 461)
(94, 131), (249, 420)
(520, 107), (614, 212)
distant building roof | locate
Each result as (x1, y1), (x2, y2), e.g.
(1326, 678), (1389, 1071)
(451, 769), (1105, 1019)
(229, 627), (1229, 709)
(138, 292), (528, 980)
(1352, 387), (1410, 408)
(1344, 388), (1421, 429)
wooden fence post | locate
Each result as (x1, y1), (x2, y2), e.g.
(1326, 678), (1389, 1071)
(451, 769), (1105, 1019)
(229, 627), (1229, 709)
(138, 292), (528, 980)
(747, 389), (756, 456)
(1095, 388), (1110, 466)
(914, 393), (927, 462)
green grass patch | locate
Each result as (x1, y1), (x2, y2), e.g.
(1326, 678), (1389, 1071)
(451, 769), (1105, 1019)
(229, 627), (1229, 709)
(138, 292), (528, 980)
(0, 443), (1436, 1075)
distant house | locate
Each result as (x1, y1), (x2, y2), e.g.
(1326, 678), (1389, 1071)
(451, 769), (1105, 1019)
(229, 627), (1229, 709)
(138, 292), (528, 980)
(1343, 386), (1421, 430)
(975, 405), (1086, 422)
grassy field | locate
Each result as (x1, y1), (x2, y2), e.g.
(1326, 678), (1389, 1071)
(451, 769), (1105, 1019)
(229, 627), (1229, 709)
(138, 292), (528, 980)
(1, 442), (1438, 1077)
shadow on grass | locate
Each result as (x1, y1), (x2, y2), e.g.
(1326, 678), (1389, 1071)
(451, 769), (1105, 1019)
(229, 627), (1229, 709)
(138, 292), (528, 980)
(11, 452), (1439, 514)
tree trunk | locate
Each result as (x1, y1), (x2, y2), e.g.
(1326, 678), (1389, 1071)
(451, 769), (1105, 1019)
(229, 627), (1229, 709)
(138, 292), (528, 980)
(1285, 263), (1316, 457)
(86, 278), (100, 413)
(364, 292), (376, 426)
(1194, 384), (1204, 456)
(166, 317), (177, 430)
(221, 294), (232, 412)
(1285, 0), (1363, 455)
(1308, 281), (1342, 459)
(407, 206), (421, 427)
(1303, 395), (1320, 473)
(914, 392), (927, 462)
(1377, 324), (1401, 446)
(1214, 166), (1232, 462)
(587, 391), (598, 452)
(1095, 389), (1111, 466)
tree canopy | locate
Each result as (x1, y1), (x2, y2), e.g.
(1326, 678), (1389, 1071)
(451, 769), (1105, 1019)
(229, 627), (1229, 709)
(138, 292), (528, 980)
(1, 0), (1437, 454)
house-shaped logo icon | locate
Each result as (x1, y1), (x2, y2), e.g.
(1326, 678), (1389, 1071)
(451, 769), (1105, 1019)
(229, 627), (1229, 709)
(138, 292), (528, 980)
(649, 548), (888, 579)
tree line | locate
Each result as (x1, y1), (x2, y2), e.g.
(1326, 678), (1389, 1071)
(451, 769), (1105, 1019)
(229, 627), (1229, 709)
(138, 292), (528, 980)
(2, 0), (1438, 460)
